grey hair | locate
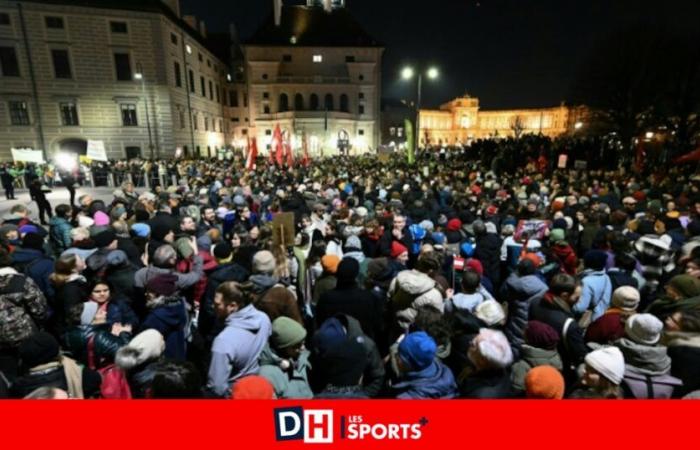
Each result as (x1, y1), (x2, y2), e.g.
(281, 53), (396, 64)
(153, 244), (177, 268)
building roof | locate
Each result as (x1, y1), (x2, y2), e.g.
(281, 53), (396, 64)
(246, 6), (382, 48)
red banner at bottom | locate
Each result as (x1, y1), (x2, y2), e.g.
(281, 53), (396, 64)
(0, 400), (696, 448)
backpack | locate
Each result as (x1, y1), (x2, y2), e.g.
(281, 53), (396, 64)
(408, 224), (426, 255)
(87, 335), (132, 399)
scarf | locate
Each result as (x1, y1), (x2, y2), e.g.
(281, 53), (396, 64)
(661, 330), (700, 349)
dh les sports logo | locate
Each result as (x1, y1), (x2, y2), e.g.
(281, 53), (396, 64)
(273, 407), (426, 444)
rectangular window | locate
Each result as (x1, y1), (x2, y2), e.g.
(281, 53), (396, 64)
(359, 104), (365, 115)
(345, 55), (356, 62)
(215, 84), (220, 103)
(173, 61), (182, 87)
(359, 129), (365, 136)
(0, 46), (20, 77)
(188, 70), (195, 93)
(229, 90), (238, 107)
(208, 80), (213, 100)
(59, 102), (79, 126)
(51, 49), (71, 79)
(192, 114), (198, 130)
(359, 92), (365, 100)
(178, 109), (185, 129)
(110, 21), (127, 33)
(200, 76), (205, 96)
(207, 59), (211, 68)
(263, 105), (270, 114)
(120, 104), (138, 126)
(0, 13), (10, 25)
(265, 129), (272, 136)
(9, 101), (30, 125)
(45, 16), (64, 29)
(243, 93), (248, 107)
(219, 119), (223, 132)
(114, 53), (132, 81)
(170, 33), (178, 45)
(230, 117), (240, 122)
(263, 92), (269, 100)
(204, 117), (209, 131)
(313, 55), (322, 63)
(242, 129), (248, 135)
(185, 44), (192, 54)
(198, 53), (203, 62)
(283, 54), (292, 62)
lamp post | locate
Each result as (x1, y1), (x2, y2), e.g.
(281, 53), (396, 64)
(402, 66), (439, 156)
(134, 64), (155, 160)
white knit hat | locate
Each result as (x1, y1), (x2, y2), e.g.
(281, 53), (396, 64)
(625, 314), (663, 345)
(115, 330), (165, 370)
(612, 286), (640, 312)
(78, 215), (95, 228)
(474, 300), (506, 326)
(585, 346), (625, 385)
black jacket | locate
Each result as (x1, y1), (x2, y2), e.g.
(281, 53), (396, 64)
(199, 262), (249, 341)
(316, 285), (383, 340)
(529, 296), (589, 367)
(474, 233), (503, 286)
(500, 273), (548, 360)
(63, 324), (132, 368)
(668, 345), (700, 397)
(459, 369), (514, 399)
(117, 237), (143, 268)
(10, 363), (101, 398)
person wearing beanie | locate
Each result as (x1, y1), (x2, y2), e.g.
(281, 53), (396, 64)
(147, 222), (175, 261)
(314, 338), (370, 399)
(316, 258), (383, 340)
(258, 317), (313, 399)
(378, 214), (413, 262)
(586, 286), (640, 345)
(390, 240), (409, 270)
(570, 346), (625, 399)
(343, 235), (369, 286)
(313, 255), (339, 305)
(141, 273), (188, 360)
(246, 250), (303, 326)
(460, 328), (515, 399)
(131, 223), (151, 239)
(114, 329), (166, 398)
(572, 250), (613, 323)
(633, 227), (676, 303)
(447, 270), (493, 314)
(10, 232), (55, 299)
(10, 331), (102, 399)
(390, 331), (457, 399)
(524, 365), (565, 399)
(231, 375), (276, 399)
(511, 321), (563, 393)
(611, 314), (682, 398)
(646, 274), (700, 320)
(473, 299), (506, 327)
(473, 220), (503, 287)
(548, 228), (578, 276)
(93, 230), (118, 250)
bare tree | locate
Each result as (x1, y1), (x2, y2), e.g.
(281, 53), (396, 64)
(510, 115), (524, 139)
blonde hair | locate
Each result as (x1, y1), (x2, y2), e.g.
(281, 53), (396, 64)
(70, 227), (90, 243)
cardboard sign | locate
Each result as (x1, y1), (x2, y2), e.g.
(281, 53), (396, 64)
(272, 212), (296, 249)
(557, 154), (568, 169)
(11, 148), (44, 164)
(514, 219), (552, 241)
(87, 140), (108, 161)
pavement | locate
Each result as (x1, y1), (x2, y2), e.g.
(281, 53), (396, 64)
(0, 186), (115, 221)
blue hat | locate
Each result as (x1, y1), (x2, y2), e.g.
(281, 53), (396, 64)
(398, 331), (437, 371)
(312, 317), (348, 355)
(460, 241), (476, 257)
(409, 224), (426, 241)
(131, 223), (151, 238)
(431, 232), (446, 246)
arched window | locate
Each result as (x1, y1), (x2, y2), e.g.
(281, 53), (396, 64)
(294, 93), (304, 111)
(279, 93), (289, 112)
(324, 93), (334, 111)
(340, 94), (349, 112)
(310, 94), (319, 111)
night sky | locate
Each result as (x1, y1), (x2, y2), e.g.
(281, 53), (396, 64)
(182, 0), (700, 109)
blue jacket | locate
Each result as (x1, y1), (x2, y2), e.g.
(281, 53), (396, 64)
(393, 360), (458, 399)
(49, 216), (72, 255)
(573, 269), (612, 322)
(11, 247), (54, 300)
(141, 295), (187, 360)
(207, 304), (271, 397)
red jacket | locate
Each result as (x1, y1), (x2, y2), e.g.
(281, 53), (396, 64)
(176, 251), (217, 307)
(552, 243), (578, 275)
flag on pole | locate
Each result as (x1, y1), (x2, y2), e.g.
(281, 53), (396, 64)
(405, 118), (415, 165)
(284, 134), (294, 168)
(273, 125), (284, 167)
(246, 137), (258, 171)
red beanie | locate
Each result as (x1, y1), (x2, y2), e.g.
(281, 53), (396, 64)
(446, 218), (462, 232)
(465, 258), (484, 276)
(390, 241), (408, 259)
(525, 366), (565, 400)
(231, 375), (275, 399)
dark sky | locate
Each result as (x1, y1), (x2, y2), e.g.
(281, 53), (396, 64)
(182, 0), (700, 109)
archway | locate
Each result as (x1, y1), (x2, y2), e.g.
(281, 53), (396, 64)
(56, 137), (88, 155)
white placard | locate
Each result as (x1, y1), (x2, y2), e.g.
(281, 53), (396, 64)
(87, 140), (108, 161)
(11, 148), (45, 164)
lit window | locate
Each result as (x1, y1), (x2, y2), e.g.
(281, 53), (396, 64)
(185, 44), (192, 54)
(313, 55), (322, 63)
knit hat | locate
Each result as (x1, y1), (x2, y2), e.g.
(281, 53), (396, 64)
(252, 250), (275, 274)
(271, 316), (307, 350)
(525, 366), (565, 400)
(80, 301), (99, 326)
(93, 230), (117, 248)
(647, 199), (663, 215)
(583, 250), (608, 271)
(319, 338), (367, 387)
(231, 375), (275, 400)
(419, 220), (434, 232)
(390, 241), (408, 259)
(398, 331), (437, 371)
(93, 210), (110, 227)
(668, 275), (700, 299)
(151, 223), (173, 242)
(131, 223), (151, 238)
(584, 346), (625, 385)
(465, 258), (484, 276)
(106, 249), (128, 267)
(18, 332), (60, 369)
(474, 300), (506, 326)
(18, 224), (39, 235)
(344, 235), (362, 252)
(611, 286), (640, 312)
(446, 218), (462, 232)
(313, 317), (348, 354)
(625, 313), (663, 345)
(21, 232), (44, 251)
(431, 232), (446, 246)
(355, 207), (368, 218)
(174, 237), (195, 259)
(321, 254), (340, 274)
(367, 257), (393, 282)
(115, 329), (165, 370)
(525, 321), (560, 350)
(213, 242), (233, 262)
(549, 228), (566, 243)
(77, 216), (95, 228)
(336, 258), (359, 285)
(0, 224), (18, 239)
(520, 252), (542, 268)
(146, 273), (179, 296)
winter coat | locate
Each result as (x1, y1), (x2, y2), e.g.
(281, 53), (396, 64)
(105, 297), (139, 328)
(116, 236), (143, 268)
(511, 345), (563, 392)
(551, 243), (577, 276)
(49, 216), (72, 255)
(459, 368), (514, 399)
(11, 247), (54, 300)
(317, 284), (383, 340)
(500, 273), (548, 360)
(10, 360), (101, 399)
(0, 268), (48, 348)
(52, 276), (88, 334)
(585, 308), (627, 344)
(105, 264), (138, 302)
(312, 274), (337, 305)
(141, 295), (187, 360)
(259, 345), (313, 399)
(63, 324), (132, 368)
(388, 270), (444, 331)
(474, 233), (502, 286)
(378, 229), (413, 259)
(392, 360), (458, 399)
(529, 294), (589, 367)
(663, 331), (700, 397)
(315, 385), (370, 399)
(199, 262), (250, 341)
(344, 251), (369, 286)
(207, 304), (272, 397)
(133, 255), (204, 291)
(249, 274), (303, 325)
(573, 269), (612, 322)
(615, 338), (682, 399)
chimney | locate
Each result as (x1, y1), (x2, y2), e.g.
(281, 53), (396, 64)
(199, 20), (207, 38)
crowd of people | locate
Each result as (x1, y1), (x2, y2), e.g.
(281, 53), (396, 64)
(0, 141), (699, 400)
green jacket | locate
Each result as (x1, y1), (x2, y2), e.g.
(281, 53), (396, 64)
(510, 344), (563, 392)
(258, 345), (313, 399)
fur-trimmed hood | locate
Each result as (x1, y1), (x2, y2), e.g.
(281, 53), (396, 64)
(115, 329), (166, 370)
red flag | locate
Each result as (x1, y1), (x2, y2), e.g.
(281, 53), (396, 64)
(285, 136), (294, 168)
(302, 132), (310, 167)
(273, 125), (284, 167)
(246, 137), (258, 171)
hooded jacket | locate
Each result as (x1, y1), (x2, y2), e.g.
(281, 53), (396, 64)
(573, 269), (612, 322)
(388, 270), (443, 330)
(249, 273), (303, 325)
(207, 304), (272, 397)
(500, 273), (548, 360)
(133, 255), (204, 291)
(140, 295), (187, 360)
(551, 243), (578, 275)
(258, 345), (313, 399)
(49, 216), (72, 255)
(63, 324), (132, 368)
(392, 359), (458, 399)
(11, 247), (54, 299)
(614, 337), (682, 399)
(663, 331), (700, 396)
(511, 345), (563, 392)
(0, 267), (48, 348)
(198, 262), (250, 341)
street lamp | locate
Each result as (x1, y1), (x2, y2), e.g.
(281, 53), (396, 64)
(574, 121), (583, 130)
(135, 63), (155, 159)
(402, 65), (439, 159)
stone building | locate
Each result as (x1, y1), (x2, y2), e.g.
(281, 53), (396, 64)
(0, 0), (230, 161)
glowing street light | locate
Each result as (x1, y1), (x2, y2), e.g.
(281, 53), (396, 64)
(401, 67), (415, 80)
(645, 131), (654, 139)
(134, 72), (143, 80)
(427, 67), (439, 80)
(401, 65), (440, 161)
(574, 121), (583, 130)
